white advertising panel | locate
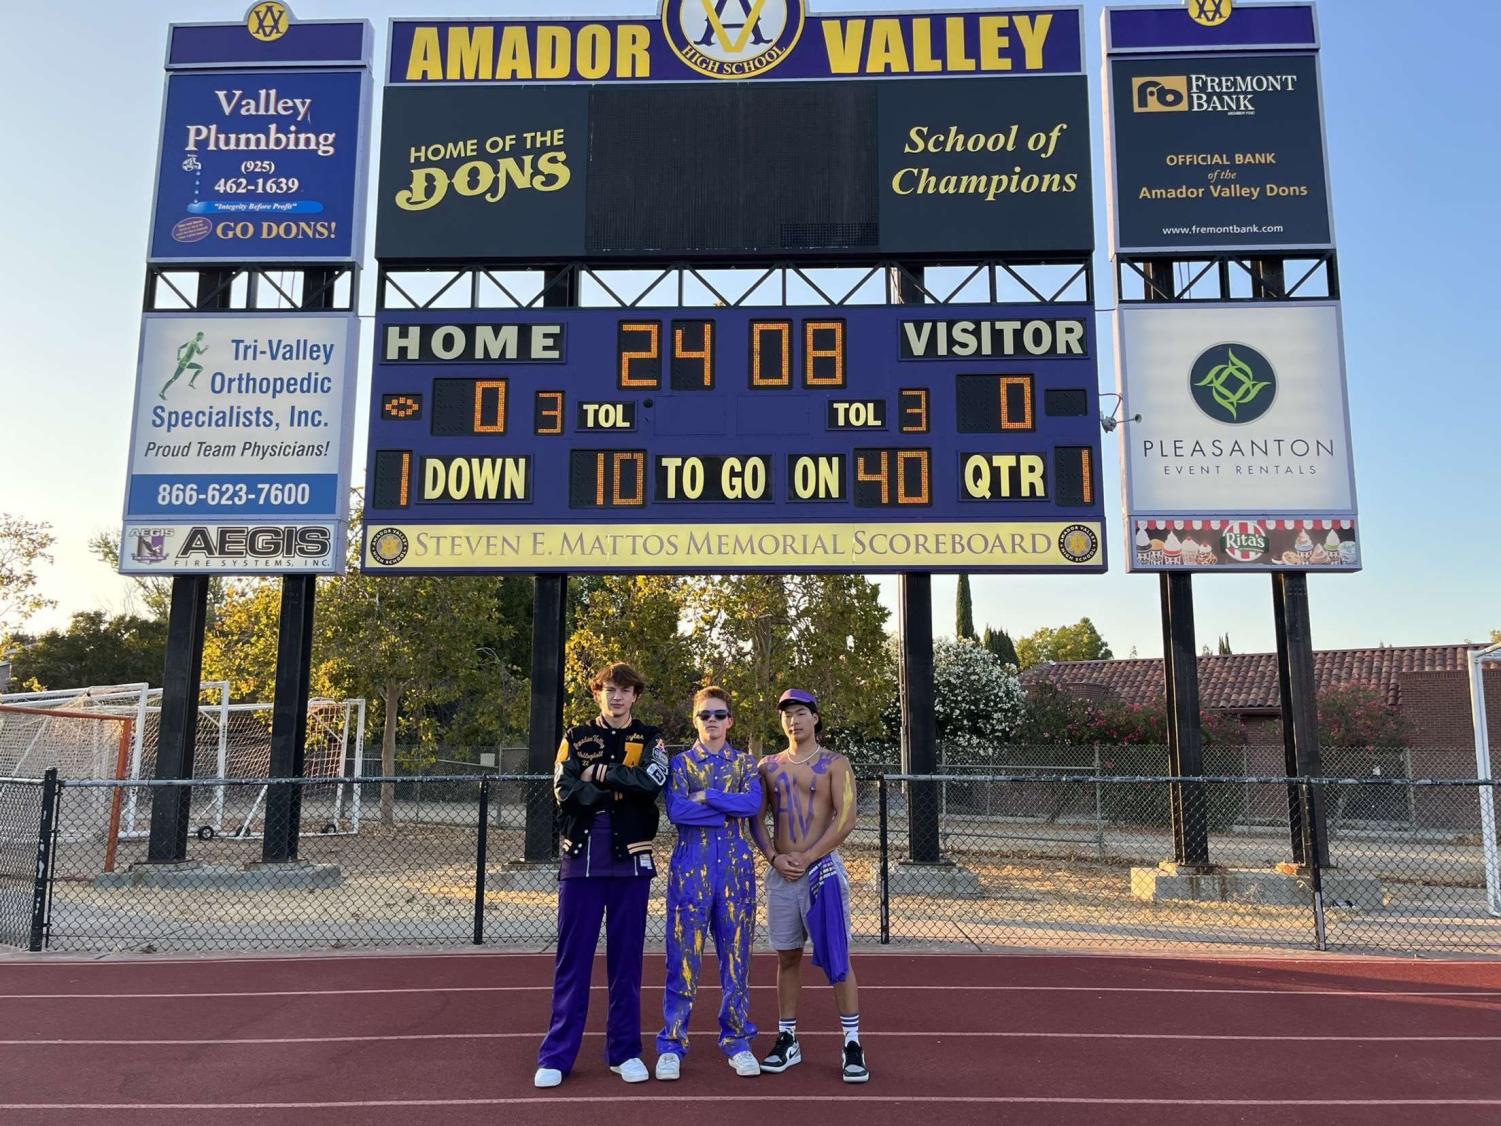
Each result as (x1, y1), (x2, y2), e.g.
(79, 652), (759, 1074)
(1117, 301), (1359, 572)
(120, 312), (358, 574)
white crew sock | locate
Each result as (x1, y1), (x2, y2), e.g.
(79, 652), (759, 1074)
(778, 1019), (797, 1037)
(840, 1013), (860, 1045)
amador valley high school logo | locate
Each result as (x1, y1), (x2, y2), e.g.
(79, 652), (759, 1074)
(663, 0), (805, 79)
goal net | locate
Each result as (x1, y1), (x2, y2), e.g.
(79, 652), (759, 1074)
(0, 704), (135, 870)
(0, 684), (365, 848)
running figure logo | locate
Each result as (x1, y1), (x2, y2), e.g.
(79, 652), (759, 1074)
(160, 332), (208, 400)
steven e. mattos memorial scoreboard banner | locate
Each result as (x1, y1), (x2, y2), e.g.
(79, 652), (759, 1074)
(1104, 3), (1359, 574)
(365, 3), (1107, 574)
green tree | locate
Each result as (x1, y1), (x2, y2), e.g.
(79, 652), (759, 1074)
(0, 514), (56, 657)
(10, 611), (168, 691)
(955, 574), (976, 640)
(89, 531), (233, 625)
(564, 576), (698, 741)
(316, 525), (508, 825)
(1217, 633), (1233, 655)
(982, 625), (1020, 668)
(202, 581), (287, 703)
(690, 575), (894, 754)
(1015, 618), (1113, 669)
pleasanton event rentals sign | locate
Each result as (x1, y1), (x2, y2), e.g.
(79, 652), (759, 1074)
(1116, 302), (1359, 573)
(362, 304), (1106, 574)
(120, 313), (359, 574)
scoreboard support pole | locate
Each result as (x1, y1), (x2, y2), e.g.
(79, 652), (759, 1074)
(263, 268), (341, 863)
(146, 268), (234, 864)
(1251, 257), (1330, 870)
(1144, 259), (1212, 868)
(523, 267), (577, 864)
(891, 265), (942, 865)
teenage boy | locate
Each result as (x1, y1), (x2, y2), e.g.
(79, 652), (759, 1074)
(656, 686), (763, 1081)
(535, 662), (669, 1089)
(751, 688), (869, 1083)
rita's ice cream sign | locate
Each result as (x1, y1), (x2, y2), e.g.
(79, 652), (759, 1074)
(1131, 519), (1359, 573)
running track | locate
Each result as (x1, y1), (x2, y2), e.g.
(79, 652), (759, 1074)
(2, 951), (1499, 1125)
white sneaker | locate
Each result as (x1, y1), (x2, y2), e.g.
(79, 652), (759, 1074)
(655, 1054), (682, 1081)
(533, 1067), (563, 1088)
(610, 1057), (650, 1083)
(728, 1050), (761, 1077)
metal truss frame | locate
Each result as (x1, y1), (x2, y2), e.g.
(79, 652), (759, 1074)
(374, 258), (1094, 312)
(144, 265), (358, 313)
(1116, 251), (1339, 304)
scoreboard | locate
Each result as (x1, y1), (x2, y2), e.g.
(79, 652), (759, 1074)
(363, 303), (1105, 573)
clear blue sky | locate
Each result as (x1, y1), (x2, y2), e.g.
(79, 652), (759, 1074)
(2, 0), (1496, 657)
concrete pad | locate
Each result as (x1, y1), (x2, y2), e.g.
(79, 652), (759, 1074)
(883, 859), (983, 898)
(485, 860), (559, 892)
(1131, 864), (1385, 909)
(95, 860), (343, 891)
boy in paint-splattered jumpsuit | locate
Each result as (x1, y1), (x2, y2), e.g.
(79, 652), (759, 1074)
(654, 686), (764, 1080)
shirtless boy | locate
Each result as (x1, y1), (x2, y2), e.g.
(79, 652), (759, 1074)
(751, 688), (869, 1083)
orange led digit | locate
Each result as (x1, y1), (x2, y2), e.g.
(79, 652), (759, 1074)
(999, 376), (1034, 431)
(899, 388), (929, 433)
(897, 449), (931, 505)
(751, 320), (792, 387)
(619, 321), (661, 388)
(804, 320), (845, 387)
(472, 379), (507, 434)
(535, 390), (564, 435)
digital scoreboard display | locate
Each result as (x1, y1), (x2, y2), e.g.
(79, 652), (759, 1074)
(363, 303), (1105, 574)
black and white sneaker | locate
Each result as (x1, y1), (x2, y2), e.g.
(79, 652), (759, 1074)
(760, 1031), (802, 1073)
(842, 1041), (869, 1083)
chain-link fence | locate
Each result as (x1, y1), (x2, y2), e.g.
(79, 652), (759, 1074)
(0, 777), (50, 949)
(6, 771), (1499, 955)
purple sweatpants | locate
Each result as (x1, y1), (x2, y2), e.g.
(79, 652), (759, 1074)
(537, 876), (652, 1073)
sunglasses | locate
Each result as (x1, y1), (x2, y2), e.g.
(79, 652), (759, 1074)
(695, 709), (730, 721)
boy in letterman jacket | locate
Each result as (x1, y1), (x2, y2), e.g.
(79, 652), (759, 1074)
(534, 662), (668, 1089)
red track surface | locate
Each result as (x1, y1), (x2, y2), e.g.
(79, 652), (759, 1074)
(2, 951), (1499, 1126)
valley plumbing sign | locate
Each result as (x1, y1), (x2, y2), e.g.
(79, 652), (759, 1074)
(1103, 3), (1331, 253)
(1116, 302), (1359, 572)
(150, 9), (373, 262)
(120, 313), (359, 574)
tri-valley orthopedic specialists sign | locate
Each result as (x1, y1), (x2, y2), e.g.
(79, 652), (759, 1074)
(1116, 302), (1359, 572)
(120, 313), (358, 574)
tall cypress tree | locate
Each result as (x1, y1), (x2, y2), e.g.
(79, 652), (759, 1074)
(956, 573), (976, 640)
(982, 625), (1020, 668)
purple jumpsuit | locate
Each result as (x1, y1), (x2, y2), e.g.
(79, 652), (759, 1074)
(657, 741), (763, 1059)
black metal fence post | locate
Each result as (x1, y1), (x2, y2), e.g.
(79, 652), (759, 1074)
(29, 769), (60, 953)
(1303, 779), (1329, 951)
(878, 774), (891, 945)
(473, 778), (491, 946)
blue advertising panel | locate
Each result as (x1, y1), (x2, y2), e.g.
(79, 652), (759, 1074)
(167, 18), (371, 69)
(387, 6), (1083, 84)
(362, 304), (1106, 574)
(1105, 4), (1317, 53)
(150, 68), (370, 261)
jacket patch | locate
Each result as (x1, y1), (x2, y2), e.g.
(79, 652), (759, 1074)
(623, 738), (645, 767)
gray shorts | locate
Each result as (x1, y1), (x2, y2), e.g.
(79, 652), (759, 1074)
(765, 852), (851, 951)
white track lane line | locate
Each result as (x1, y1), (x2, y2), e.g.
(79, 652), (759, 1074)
(4, 984), (1499, 999)
(4, 1031), (1500, 1046)
(5, 1098), (1501, 1110)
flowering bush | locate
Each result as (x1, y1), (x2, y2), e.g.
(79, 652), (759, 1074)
(932, 638), (1026, 760)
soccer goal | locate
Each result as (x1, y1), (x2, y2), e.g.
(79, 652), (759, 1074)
(0, 683), (365, 846)
(0, 704), (136, 872)
(1471, 643), (1501, 917)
